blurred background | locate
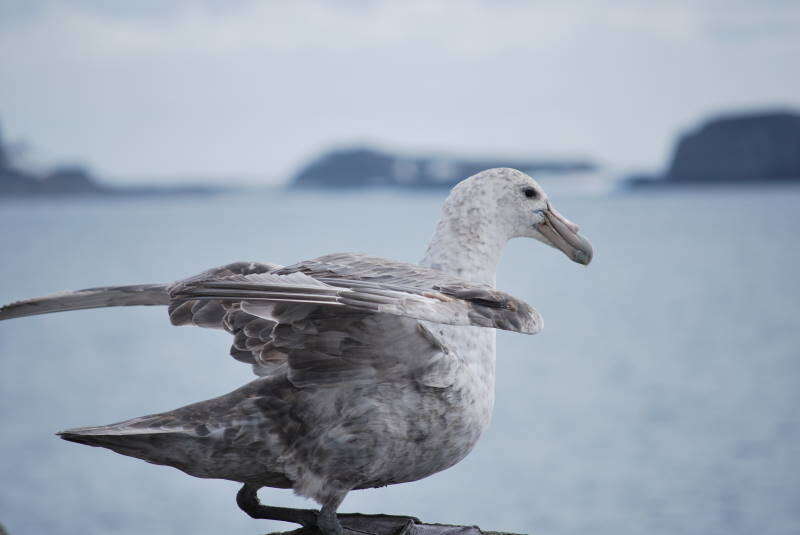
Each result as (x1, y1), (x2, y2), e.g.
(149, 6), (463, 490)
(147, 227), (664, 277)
(1, 1), (799, 534)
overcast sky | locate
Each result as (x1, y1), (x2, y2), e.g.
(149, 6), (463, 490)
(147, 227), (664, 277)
(1, 0), (798, 184)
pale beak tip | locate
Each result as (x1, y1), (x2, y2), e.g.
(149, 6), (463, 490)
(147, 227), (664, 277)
(574, 248), (592, 265)
(572, 235), (593, 266)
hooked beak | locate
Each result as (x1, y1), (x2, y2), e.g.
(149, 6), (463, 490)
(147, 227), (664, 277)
(535, 202), (593, 265)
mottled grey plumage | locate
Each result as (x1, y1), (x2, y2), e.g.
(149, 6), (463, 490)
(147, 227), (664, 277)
(166, 253), (541, 378)
(0, 168), (593, 535)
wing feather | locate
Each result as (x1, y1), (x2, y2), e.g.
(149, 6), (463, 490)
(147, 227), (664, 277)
(166, 254), (539, 383)
(169, 259), (541, 335)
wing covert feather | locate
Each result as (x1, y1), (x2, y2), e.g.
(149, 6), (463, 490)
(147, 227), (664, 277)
(171, 254), (541, 335)
(164, 254), (539, 384)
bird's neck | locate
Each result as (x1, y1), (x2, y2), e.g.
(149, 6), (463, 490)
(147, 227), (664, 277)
(420, 205), (507, 287)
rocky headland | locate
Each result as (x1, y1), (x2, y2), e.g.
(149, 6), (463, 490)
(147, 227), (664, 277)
(629, 110), (800, 186)
(0, 126), (222, 198)
(289, 147), (596, 189)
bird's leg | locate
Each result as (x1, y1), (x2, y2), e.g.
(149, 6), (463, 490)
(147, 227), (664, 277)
(317, 493), (346, 535)
(236, 483), (318, 527)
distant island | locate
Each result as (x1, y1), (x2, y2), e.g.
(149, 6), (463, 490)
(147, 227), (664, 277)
(289, 147), (597, 189)
(0, 125), (223, 198)
(629, 110), (800, 186)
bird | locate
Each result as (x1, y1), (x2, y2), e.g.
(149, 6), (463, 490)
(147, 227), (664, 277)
(0, 168), (592, 535)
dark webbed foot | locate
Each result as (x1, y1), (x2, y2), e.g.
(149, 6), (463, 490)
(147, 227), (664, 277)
(238, 485), (382, 535)
(236, 484), (318, 528)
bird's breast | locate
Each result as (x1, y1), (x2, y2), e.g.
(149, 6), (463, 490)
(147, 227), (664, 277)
(370, 324), (497, 485)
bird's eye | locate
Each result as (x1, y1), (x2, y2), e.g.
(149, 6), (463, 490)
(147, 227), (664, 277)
(523, 188), (537, 199)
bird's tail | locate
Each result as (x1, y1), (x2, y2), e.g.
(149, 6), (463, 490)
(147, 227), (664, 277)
(57, 378), (294, 487)
(58, 416), (206, 476)
(0, 283), (170, 320)
(58, 421), (285, 485)
(59, 419), (177, 457)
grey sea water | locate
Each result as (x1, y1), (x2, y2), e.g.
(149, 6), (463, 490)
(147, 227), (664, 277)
(1, 185), (799, 535)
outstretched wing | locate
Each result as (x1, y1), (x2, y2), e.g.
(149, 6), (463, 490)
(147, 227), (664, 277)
(0, 255), (539, 387)
(283, 253), (541, 335)
(166, 253), (541, 385)
(173, 253), (541, 334)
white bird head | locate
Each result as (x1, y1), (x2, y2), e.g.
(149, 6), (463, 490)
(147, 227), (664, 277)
(446, 168), (593, 265)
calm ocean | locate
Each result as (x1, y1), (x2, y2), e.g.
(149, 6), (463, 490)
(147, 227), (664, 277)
(1, 185), (799, 535)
